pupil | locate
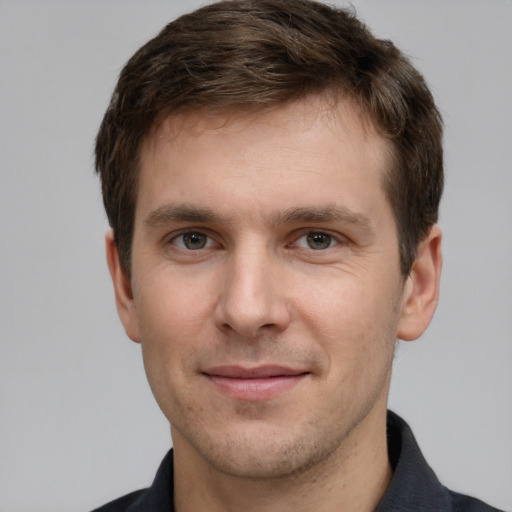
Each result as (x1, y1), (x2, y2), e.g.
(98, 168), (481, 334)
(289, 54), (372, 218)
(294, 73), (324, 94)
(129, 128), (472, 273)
(184, 233), (206, 249)
(307, 232), (331, 250)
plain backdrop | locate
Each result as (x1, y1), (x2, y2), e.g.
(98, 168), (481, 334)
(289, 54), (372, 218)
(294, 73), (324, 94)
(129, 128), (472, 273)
(1, 1), (511, 511)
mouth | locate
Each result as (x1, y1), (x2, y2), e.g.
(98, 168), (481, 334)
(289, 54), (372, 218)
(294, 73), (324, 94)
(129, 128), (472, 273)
(202, 365), (310, 401)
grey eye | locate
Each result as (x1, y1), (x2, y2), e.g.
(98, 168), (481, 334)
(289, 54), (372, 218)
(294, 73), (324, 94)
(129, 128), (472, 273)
(306, 232), (333, 250)
(181, 232), (208, 250)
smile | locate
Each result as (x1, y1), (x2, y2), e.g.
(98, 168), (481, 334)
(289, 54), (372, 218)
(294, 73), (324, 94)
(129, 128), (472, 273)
(203, 365), (309, 401)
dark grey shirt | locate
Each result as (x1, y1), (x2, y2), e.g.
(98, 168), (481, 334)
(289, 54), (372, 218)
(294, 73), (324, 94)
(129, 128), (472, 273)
(91, 411), (504, 512)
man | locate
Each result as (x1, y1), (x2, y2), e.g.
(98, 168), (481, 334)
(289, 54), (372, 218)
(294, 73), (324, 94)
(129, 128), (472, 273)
(92, 1), (503, 511)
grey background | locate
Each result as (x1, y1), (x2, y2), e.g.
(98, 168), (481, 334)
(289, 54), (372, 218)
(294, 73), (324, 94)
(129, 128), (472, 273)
(1, 1), (511, 511)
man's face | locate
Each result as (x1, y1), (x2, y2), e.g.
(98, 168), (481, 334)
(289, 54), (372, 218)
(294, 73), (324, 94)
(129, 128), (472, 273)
(112, 97), (421, 479)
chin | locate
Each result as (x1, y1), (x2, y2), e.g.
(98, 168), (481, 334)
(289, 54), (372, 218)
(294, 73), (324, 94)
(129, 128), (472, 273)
(176, 420), (344, 481)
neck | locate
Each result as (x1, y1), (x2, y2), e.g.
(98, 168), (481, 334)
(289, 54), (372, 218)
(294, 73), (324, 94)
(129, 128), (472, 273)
(173, 406), (392, 512)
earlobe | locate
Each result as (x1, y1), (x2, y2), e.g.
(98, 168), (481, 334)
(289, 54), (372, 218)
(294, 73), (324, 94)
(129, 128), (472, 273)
(105, 231), (141, 343)
(397, 225), (443, 341)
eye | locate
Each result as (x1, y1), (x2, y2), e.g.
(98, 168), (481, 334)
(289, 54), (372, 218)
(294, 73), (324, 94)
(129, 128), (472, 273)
(294, 231), (338, 250)
(171, 231), (213, 250)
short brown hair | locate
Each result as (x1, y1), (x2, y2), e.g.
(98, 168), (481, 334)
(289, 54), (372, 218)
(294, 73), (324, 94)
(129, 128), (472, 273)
(95, 0), (443, 276)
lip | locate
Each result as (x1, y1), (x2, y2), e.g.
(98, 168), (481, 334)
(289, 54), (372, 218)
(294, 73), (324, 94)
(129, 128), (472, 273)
(203, 365), (309, 401)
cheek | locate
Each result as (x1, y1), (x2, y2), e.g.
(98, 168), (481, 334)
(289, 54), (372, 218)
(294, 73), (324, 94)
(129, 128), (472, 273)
(297, 275), (399, 366)
(298, 277), (372, 338)
(133, 276), (215, 387)
(136, 289), (205, 422)
(135, 267), (218, 337)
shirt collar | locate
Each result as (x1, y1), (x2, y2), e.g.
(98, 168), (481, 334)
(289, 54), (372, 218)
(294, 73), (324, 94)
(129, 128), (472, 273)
(375, 410), (452, 511)
(127, 411), (453, 512)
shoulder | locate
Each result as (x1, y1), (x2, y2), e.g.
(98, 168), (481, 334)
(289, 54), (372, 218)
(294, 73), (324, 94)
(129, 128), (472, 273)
(89, 449), (174, 512)
(449, 490), (506, 512)
(90, 489), (146, 512)
(381, 412), (506, 512)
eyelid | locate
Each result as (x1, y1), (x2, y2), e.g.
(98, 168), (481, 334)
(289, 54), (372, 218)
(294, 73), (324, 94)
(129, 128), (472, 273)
(167, 229), (218, 250)
(289, 229), (349, 250)
(163, 227), (349, 251)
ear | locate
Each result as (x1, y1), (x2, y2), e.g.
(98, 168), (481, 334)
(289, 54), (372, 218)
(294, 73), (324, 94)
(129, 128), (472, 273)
(105, 231), (141, 343)
(397, 225), (442, 341)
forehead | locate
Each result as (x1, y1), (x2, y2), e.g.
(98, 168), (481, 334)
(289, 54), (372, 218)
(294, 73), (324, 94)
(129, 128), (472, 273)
(144, 96), (388, 158)
(137, 96), (393, 221)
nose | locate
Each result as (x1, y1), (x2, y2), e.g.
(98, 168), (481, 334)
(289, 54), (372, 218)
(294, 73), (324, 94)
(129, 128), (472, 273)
(214, 247), (291, 339)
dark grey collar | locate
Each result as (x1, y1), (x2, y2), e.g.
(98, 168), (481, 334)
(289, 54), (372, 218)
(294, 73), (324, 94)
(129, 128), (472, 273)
(95, 411), (502, 512)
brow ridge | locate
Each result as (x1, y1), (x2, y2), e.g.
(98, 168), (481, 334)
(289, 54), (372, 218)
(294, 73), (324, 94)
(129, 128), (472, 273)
(144, 204), (223, 227)
(144, 202), (374, 235)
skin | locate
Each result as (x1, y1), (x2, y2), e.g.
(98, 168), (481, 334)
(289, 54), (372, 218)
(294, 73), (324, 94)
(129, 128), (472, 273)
(107, 96), (442, 512)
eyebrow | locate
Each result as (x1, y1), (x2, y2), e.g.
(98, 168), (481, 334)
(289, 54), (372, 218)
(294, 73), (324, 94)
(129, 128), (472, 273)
(273, 205), (373, 232)
(144, 204), (224, 227)
(144, 203), (374, 235)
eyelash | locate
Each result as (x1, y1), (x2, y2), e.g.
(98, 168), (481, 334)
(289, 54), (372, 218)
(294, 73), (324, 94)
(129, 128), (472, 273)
(291, 231), (341, 251)
(168, 229), (345, 252)
(169, 231), (217, 250)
